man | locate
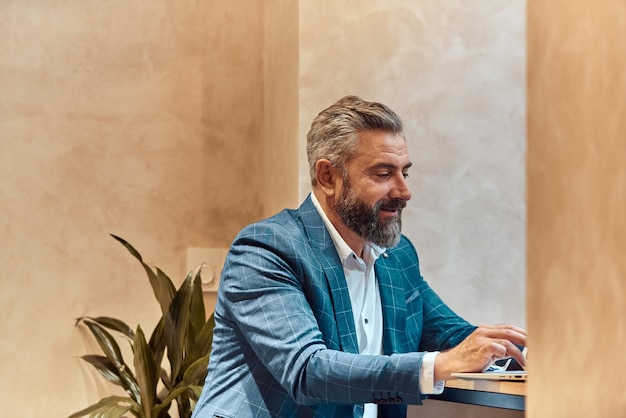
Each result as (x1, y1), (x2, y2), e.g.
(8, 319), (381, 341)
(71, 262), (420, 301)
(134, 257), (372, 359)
(192, 96), (526, 418)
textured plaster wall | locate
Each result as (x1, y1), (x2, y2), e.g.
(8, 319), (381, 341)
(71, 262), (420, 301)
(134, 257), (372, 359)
(262, 1), (300, 217)
(299, 1), (526, 328)
(527, 1), (626, 416)
(0, 1), (262, 416)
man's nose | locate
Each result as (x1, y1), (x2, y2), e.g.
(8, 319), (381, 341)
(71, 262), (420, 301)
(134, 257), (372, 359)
(391, 174), (412, 201)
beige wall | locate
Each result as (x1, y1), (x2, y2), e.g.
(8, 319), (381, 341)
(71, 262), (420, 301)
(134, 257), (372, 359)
(263, 0), (300, 217)
(527, 1), (626, 417)
(0, 1), (264, 416)
(1, 1), (528, 417)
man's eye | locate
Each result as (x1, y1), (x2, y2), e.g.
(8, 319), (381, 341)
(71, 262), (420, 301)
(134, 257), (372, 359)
(403, 172), (410, 179)
(376, 173), (391, 179)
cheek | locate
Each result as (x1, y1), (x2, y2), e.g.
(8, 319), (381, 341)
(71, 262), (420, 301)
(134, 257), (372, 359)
(353, 179), (386, 197)
(351, 188), (380, 206)
(362, 185), (390, 204)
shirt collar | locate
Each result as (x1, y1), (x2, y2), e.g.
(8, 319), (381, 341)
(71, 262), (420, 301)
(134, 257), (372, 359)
(310, 192), (386, 264)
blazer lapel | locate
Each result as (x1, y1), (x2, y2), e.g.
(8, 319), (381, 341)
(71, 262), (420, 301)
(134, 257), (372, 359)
(375, 255), (409, 354)
(299, 195), (359, 354)
(319, 247), (360, 354)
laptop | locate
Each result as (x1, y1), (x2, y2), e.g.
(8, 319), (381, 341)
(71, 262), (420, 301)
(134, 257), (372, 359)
(451, 370), (527, 381)
(451, 348), (528, 381)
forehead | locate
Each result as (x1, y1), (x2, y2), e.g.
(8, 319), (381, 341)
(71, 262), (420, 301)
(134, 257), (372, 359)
(350, 130), (410, 166)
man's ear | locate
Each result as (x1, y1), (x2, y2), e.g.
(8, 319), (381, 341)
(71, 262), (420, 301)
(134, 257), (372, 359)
(315, 159), (339, 197)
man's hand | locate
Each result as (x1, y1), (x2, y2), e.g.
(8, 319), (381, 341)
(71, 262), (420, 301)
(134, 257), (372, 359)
(434, 324), (527, 382)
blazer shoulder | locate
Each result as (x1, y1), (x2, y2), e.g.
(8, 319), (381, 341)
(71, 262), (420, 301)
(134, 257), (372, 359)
(234, 196), (330, 249)
(238, 207), (304, 235)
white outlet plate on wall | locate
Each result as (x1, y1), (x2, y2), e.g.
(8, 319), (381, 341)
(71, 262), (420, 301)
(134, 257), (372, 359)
(186, 247), (228, 292)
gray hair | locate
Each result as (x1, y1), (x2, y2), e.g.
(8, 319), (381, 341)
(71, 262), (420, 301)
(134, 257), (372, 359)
(306, 95), (404, 186)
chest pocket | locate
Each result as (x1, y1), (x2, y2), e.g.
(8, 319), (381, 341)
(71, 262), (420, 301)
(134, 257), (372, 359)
(404, 289), (424, 351)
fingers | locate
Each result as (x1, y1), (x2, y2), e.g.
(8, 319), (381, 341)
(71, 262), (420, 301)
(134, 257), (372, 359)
(484, 335), (527, 369)
(488, 341), (509, 359)
(475, 324), (527, 346)
(491, 339), (526, 364)
(472, 324), (528, 368)
(505, 342), (527, 368)
(480, 342), (508, 371)
(435, 324), (528, 380)
(477, 323), (527, 337)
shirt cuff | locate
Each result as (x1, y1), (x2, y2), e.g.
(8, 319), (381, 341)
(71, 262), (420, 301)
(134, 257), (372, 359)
(419, 352), (445, 395)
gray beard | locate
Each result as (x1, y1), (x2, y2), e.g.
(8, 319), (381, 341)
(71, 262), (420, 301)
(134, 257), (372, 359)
(334, 184), (404, 249)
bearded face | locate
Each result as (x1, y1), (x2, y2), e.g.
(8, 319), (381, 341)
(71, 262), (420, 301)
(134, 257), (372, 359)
(333, 174), (406, 248)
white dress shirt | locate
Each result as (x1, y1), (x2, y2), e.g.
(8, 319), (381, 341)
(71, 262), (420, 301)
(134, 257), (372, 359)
(311, 193), (443, 417)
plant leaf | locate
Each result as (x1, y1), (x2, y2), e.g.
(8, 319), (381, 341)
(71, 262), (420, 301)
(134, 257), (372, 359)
(148, 315), (166, 368)
(110, 234), (176, 315)
(159, 367), (172, 392)
(180, 353), (210, 387)
(133, 325), (159, 418)
(151, 385), (195, 417)
(164, 276), (193, 380)
(85, 316), (135, 340)
(183, 314), (214, 373)
(73, 235), (215, 418)
(189, 271), (206, 333)
(81, 354), (123, 386)
(82, 319), (142, 404)
(82, 320), (126, 369)
(155, 267), (177, 306)
(184, 274), (206, 371)
(67, 395), (139, 418)
(188, 385), (203, 398)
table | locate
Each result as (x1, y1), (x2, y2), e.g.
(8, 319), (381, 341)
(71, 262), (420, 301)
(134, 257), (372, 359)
(429, 377), (526, 410)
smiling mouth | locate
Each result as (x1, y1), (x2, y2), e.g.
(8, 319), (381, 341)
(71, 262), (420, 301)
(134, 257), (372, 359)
(379, 199), (406, 214)
(379, 207), (404, 219)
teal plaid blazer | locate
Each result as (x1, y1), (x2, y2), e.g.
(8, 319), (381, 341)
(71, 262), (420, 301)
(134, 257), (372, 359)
(192, 195), (475, 418)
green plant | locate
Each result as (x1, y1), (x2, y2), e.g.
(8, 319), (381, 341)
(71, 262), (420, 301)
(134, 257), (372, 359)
(70, 234), (215, 418)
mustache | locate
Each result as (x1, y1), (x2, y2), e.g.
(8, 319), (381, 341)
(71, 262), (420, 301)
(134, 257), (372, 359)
(377, 199), (407, 211)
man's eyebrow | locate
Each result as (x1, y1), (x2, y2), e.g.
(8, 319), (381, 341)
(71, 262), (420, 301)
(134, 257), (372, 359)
(369, 162), (413, 170)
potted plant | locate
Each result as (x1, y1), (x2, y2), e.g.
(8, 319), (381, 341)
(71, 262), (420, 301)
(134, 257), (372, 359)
(69, 234), (215, 418)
